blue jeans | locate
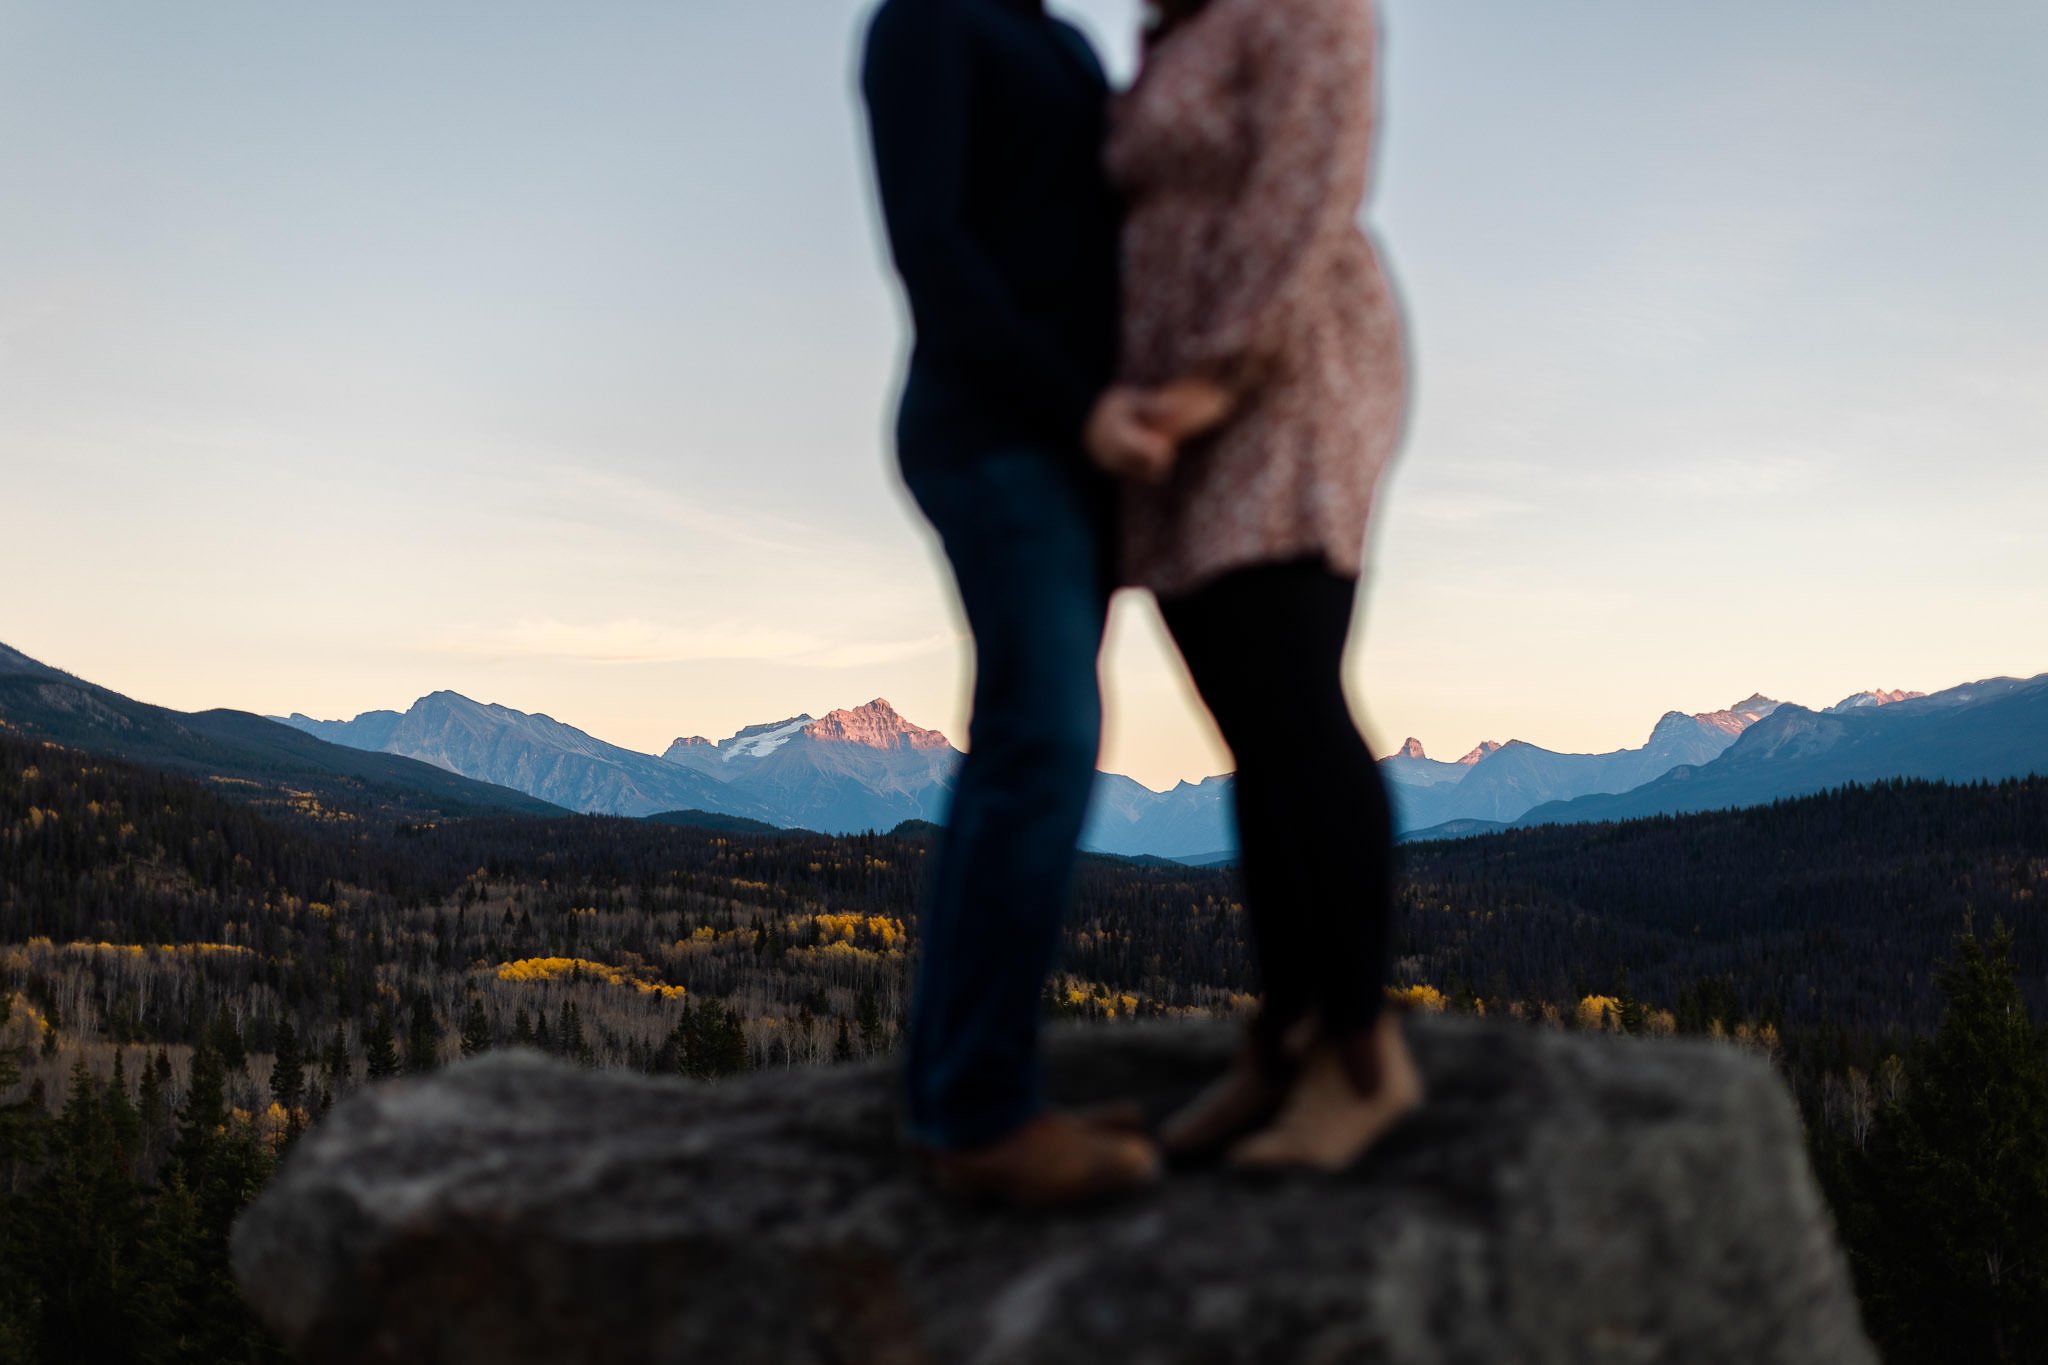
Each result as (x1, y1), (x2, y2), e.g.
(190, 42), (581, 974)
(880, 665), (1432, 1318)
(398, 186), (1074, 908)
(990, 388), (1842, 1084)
(900, 449), (1113, 1150)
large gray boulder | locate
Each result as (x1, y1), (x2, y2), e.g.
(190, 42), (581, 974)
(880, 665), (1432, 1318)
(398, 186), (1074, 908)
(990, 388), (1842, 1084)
(232, 1018), (1876, 1364)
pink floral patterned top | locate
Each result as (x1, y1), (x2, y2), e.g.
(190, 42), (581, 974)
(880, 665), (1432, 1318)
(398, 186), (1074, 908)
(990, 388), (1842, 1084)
(1106, 0), (1407, 598)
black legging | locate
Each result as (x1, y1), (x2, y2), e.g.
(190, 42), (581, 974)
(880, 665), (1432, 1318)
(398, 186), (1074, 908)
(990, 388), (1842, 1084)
(1160, 556), (1394, 1052)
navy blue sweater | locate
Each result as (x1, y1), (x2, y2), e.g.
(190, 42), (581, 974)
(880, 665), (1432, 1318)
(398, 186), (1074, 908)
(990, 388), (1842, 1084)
(861, 0), (1122, 468)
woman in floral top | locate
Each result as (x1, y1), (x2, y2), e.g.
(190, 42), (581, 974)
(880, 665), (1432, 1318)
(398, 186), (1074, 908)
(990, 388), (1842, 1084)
(1088, 0), (1419, 1170)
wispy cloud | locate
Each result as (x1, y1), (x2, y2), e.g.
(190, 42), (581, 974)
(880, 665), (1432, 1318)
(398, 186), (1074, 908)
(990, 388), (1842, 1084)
(530, 464), (820, 556)
(800, 633), (957, 669)
(427, 617), (952, 669)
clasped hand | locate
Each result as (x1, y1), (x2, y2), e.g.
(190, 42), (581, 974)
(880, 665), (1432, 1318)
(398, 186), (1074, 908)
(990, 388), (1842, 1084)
(1084, 378), (1236, 485)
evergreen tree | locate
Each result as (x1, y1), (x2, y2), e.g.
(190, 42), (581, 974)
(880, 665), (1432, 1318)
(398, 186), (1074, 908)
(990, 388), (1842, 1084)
(103, 1052), (142, 1175)
(174, 1041), (227, 1179)
(558, 1001), (590, 1066)
(364, 1008), (400, 1081)
(323, 1025), (351, 1091)
(270, 1017), (304, 1114)
(1847, 922), (2048, 1362)
(856, 984), (884, 1055)
(0, 991), (35, 1172)
(0, 992), (43, 1357)
(717, 1008), (750, 1076)
(164, 1114), (279, 1363)
(137, 1050), (168, 1172)
(405, 992), (440, 1074)
(25, 1059), (150, 1360)
(210, 1002), (247, 1073)
(832, 1018), (855, 1064)
(678, 999), (708, 1078)
(137, 1169), (208, 1358)
(460, 998), (492, 1057)
(512, 1007), (536, 1048)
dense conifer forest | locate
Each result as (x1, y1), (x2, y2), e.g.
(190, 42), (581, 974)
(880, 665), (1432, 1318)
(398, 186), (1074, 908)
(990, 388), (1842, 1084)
(1, 724), (2042, 1361)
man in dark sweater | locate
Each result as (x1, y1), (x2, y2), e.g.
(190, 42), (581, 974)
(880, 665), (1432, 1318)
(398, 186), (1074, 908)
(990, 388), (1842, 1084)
(861, 0), (1165, 1206)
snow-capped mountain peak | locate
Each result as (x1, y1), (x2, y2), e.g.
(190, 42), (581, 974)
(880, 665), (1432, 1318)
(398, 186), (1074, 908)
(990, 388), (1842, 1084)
(1825, 688), (1926, 712)
(1691, 694), (1782, 738)
(649, 698), (958, 831)
(1457, 741), (1502, 766)
(1397, 737), (1427, 760)
(801, 698), (952, 752)
(659, 701), (954, 769)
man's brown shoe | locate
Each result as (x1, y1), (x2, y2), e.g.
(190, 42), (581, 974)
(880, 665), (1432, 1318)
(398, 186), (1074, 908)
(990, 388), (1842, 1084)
(929, 1112), (1163, 1209)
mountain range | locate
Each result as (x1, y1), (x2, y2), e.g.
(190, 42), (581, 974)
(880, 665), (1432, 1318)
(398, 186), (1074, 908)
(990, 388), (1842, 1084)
(279, 693), (958, 834)
(5, 639), (2042, 859)
(0, 643), (557, 819)
(284, 690), (1242, 855)
(273, 671), (2045, 858)
(1378, 693), (1791, 832)
(282, 692), (782, 824)
(1079, 690), (1923, 856)
(1514, 675), (2048, 830)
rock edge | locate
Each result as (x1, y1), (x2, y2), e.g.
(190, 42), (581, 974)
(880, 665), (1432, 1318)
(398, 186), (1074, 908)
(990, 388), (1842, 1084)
(233, 1017), (1876, 1364)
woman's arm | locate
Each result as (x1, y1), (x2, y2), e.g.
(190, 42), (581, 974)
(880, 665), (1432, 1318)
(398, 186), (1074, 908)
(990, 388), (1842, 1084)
(860, 0), (1105, 446)
(1174, 0), (1378, 397)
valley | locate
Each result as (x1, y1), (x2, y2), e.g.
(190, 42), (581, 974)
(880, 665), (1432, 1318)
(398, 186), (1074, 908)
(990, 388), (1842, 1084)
(1, 644), (2044, 1361)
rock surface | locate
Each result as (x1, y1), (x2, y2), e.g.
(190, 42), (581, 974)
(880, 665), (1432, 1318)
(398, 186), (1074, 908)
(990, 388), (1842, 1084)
(233, 1018), (1877, 1364)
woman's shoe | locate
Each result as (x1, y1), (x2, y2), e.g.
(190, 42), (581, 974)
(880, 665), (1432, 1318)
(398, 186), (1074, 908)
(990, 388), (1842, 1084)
(928, 1111), (1163, 1209)
(1156, 1041), (1293, 1163)
(1226, 1013), (1423, 1173)
(1071, 1098), (1150, 1135)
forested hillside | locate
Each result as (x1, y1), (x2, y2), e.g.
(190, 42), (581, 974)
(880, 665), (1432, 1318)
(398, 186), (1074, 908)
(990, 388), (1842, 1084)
(1, 725), (2042, 1361)
(0, 649), (561, 823)
(1402, 778), (2048, 1034)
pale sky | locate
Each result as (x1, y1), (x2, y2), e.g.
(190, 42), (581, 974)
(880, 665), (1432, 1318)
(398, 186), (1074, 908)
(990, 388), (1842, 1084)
(3, 1), (2043, 791)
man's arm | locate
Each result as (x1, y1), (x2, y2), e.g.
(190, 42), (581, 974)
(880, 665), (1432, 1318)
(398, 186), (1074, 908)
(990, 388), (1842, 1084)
(861, 0), (1104, 446)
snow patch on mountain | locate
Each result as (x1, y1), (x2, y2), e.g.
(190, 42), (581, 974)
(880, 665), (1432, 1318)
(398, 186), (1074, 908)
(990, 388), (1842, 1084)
(719, 716), (813, 761)
(1825, 688), (1925, 712)
(1691, 695), (1781, 738)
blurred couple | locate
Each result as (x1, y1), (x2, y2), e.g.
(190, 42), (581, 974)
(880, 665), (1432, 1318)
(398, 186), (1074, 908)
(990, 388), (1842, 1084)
(862, 0), (1415, 1207)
